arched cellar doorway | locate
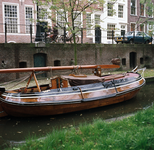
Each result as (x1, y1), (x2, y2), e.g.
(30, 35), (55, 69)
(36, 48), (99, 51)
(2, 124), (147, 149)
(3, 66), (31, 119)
(33, 53), (47, 77)
(129, 52), (137, 69)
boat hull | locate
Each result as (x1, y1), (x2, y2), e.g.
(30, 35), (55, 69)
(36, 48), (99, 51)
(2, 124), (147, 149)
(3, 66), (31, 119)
(0, 72), (145, 117)
(0, 87), (142, 117)
(0, 102), (8, 117)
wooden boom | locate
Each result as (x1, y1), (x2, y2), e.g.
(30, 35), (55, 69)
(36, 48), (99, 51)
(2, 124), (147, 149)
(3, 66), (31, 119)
(0, 65), (120, 73)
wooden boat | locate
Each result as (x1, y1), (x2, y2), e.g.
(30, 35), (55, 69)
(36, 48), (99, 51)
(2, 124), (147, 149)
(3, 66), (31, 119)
(0, 65), (145, 117)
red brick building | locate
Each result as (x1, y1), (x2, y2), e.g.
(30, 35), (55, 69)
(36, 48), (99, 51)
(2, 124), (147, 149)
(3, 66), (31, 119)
(0, 0), (108, 44)
(0, 0), (101, 43)
(128, 0), (154, 34)
(3, 1), (154, 44)
(0, 0), (39, 43)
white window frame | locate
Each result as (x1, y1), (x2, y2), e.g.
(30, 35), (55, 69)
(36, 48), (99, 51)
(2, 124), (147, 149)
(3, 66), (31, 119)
(92, 12), (102, 43)
(38, 6), (52, 26)
(86, 13), (92, 37)
(2, 2), (20, 34)
(107, 2), (114, 17)
(139, 23), (145, 32)
(131, 0), (137, 15)
(25, 5), (34, 34)
(140, 3), (145, 17)
(147, 4), (153, 18)
(130, 22), (136, 31)
(121, 25), (126, 30)
(38, 8), (48, 20)
(73, 11), (82, 36)
(118, 4), (124, 18)
(95, 14), (101, 26)
(147, 22), (154, 34)
(107, 24), (115, 39)
(56, 10), (67, 35)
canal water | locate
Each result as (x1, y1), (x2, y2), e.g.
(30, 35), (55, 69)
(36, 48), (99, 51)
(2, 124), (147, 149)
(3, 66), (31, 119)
(0, 81), (154, 148)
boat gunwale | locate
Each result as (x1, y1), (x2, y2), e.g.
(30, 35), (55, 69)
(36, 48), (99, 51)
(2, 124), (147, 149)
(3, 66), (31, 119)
(2, 76), (143, 98)
(2, 73), (142, 97)
(0, 78), (146, 106)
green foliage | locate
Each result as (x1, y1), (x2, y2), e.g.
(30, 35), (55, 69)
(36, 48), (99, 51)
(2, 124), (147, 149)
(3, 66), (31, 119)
(9, 106), (154, 150)
(136, 0), (154, 34)
(34, 0), (107, 65)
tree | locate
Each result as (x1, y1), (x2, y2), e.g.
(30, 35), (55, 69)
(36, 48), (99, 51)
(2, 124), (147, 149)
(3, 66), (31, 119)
(135, 0), (154, 35)
(34, 0), (106, 65)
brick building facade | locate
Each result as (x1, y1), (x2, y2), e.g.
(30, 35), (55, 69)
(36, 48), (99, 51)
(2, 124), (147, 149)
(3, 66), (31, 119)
(0, 0), (37, 43)
(0, 0), (100, 43)
(1, 0), (154, 44)
(128, 0), (154, 34)
(0, 0), (128, 44)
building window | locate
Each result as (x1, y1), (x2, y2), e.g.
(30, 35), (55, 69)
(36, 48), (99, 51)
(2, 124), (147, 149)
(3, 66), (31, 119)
(95, 14), (100, 26)
(131, 23), (135, 31)
(19, 62), (27, 68)
(108, 3), (113, 16)
(74, 12), (81, 35)
(148, 6), (153, 17)
(148, 22), (154, 34)
(38, 8), (48, 20)
(57, 11), (66, 35)
(140, 24), (144, 31)
(4, 5), (18, 33)
(140, 3), (144, 16)
(131, 0), (136, 15)
(107, 24), (115, 39)
(86, 13), (92, 36)
(121, 25), (125, 29)
(118, 5), (123, 18)
(54, 60), (61, 66)
(25, 7), (33, 33)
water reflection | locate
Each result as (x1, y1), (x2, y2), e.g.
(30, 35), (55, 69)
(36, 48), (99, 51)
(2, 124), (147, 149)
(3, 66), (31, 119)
(0, 82), (154, 148)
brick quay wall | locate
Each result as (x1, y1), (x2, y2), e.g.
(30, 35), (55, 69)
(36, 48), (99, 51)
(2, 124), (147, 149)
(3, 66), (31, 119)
(0, 43), (154, 82)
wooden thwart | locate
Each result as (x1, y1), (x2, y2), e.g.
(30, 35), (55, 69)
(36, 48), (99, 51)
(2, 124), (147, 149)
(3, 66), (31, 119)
(103, 74), (126, 81)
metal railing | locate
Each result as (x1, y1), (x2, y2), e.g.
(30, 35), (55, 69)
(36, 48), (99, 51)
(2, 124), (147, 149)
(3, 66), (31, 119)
(0, 23), (153, 44)
(0, 23), (34, 43)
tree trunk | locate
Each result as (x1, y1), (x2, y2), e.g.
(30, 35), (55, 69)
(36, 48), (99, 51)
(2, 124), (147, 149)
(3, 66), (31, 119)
(73, 33), (77, 65)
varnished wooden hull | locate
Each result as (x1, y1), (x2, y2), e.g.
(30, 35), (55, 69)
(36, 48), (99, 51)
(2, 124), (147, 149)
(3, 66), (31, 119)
(1, 88), (141, 117)
(0, 73), (145, 117)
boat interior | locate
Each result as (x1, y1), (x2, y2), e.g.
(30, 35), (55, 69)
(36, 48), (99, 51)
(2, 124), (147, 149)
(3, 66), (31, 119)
(5, 70), (133, 94)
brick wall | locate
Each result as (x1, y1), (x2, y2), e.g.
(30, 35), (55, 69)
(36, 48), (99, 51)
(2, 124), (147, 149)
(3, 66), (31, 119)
(0, 43), (154, 82)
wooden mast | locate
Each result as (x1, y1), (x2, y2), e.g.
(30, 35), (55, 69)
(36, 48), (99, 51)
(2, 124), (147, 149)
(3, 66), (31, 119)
(0, 65), (120, 73)
(0, 65), (120, 93)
